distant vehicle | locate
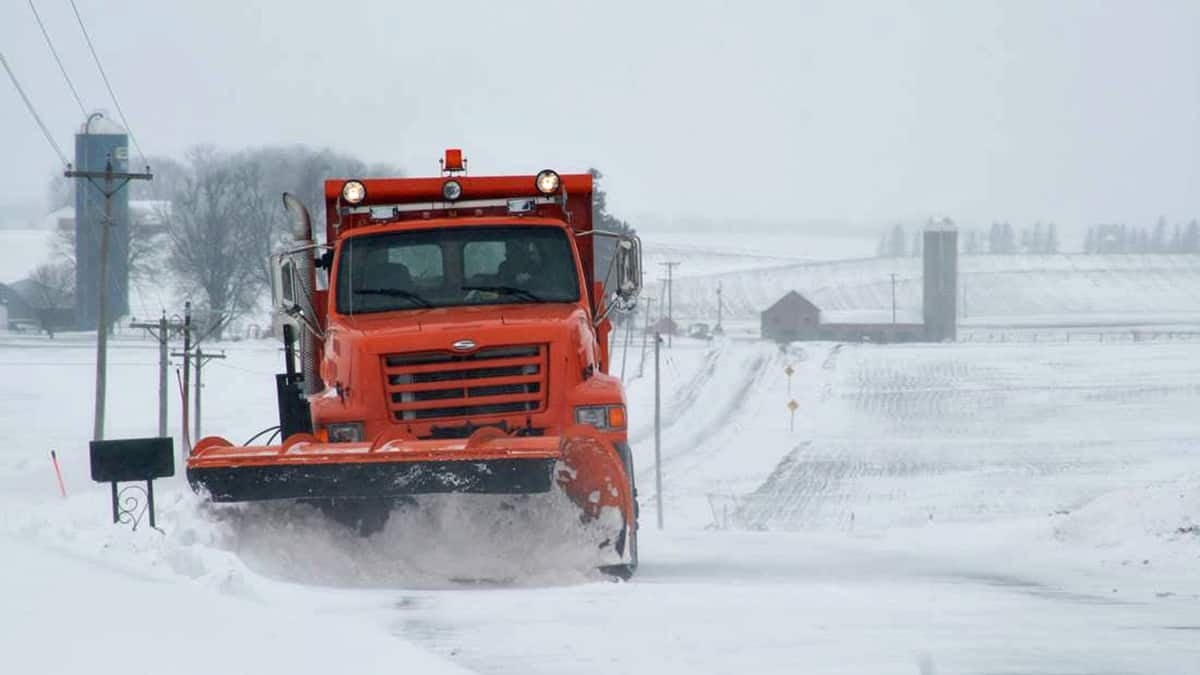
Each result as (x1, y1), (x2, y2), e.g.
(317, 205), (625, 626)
(688, 322), (712, 340)
(185, 150), (644, 578)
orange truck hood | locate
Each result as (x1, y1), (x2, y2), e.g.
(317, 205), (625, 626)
(331, 302), (587, 337)
(316, 302), (601, 419)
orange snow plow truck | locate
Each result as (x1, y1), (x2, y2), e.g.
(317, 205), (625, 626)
(186, 150), (643, 577)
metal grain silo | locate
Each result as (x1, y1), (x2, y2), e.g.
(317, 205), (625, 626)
(74, 112), (131, 330)
(923, 224), (958, 342)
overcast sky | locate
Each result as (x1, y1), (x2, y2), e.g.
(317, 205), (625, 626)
(3, 0), (1199, 233)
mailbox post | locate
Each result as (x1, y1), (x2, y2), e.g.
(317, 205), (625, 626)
(89, 437), (174, 530)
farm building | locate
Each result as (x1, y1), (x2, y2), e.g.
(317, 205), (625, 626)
(761, 228), (957, 344)
(760, 291), (820, 341)
(760, 293), (925, 343)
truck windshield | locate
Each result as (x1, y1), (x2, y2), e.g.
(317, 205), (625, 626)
(335, 226), (581, 314)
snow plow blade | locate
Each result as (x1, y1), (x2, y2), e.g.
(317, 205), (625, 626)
(186, 425), (633, 517)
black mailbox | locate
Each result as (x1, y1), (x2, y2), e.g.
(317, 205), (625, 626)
(89, 437), (174, 530)
(90, 437), (175, 482)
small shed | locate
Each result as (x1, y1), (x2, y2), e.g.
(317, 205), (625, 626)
(761, 291), (820, 342)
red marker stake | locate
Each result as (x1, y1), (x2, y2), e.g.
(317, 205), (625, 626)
(50, 450), (66, 498)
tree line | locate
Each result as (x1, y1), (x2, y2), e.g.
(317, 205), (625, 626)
(877, 219), (1200, 257)
(1082, 219), (1200, 254)
(877, 222), (1061, 257)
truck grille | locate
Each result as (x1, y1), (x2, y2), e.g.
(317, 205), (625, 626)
(382, 345), (548, 422)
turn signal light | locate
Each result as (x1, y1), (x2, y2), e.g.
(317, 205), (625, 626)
(575, 404), (626, 431)
(607, 405), (627, 429)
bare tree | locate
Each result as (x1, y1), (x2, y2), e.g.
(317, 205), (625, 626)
(167, 147), (263, 337)
(26, 262), (74, 337)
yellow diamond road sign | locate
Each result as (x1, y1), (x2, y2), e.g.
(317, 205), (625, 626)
(787, 399), (799, 411)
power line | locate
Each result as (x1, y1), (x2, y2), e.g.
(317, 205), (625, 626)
(0, 52), (69, 164)
(28, 0), (88, 117)
(66, 0), (147, 166)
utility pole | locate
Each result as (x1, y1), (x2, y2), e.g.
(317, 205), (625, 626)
(659, 261), (680, 347)
(654, 332), (663, 530)
(181, 302), (192, 448)
(191, 347), (226, 441)
(65, 158), (152, 441)
(130, 311), (184, 437)
(619, 313), (633, 381)
(637, 295), (655, 378)
(890, 273), (897, 325)
(715, 281), (723, 333)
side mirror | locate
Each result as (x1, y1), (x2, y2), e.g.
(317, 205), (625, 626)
(271, 251), (324, 339)
(271, 254), (301, 315)
(614, 235), (642, 308)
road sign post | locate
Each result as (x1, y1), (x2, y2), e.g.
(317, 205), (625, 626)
(654, 332), (664, 530)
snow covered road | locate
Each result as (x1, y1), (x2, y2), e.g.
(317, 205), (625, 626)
(380, 528), (1200, 675)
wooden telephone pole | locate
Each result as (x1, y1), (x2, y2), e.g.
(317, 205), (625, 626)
(65, 158), (152, 441)
(171, 346), (226, 442)
(659, 261), (680, 347)
(130, 311), (185, 437)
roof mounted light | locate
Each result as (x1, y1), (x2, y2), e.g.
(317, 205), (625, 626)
(442, 148), (465, 174)
(442, 179), (463, 201)
(535, 169), (560, 195)
(341, 180), (366, 205)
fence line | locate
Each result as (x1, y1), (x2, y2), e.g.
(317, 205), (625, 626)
(958, 329), (1200, 344)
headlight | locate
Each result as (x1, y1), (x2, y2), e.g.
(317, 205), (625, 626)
(442, 179), (463, 201)
(535, 169), (560, 195)
(341, 180), (366, 205)
(326, 422), (365, 442)
(574, 405), (626, 431)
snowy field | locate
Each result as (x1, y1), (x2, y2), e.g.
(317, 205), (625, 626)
(639, 231), (876, 277)
(665, 254), (1200, 330)
(2, 329), (1199, 674)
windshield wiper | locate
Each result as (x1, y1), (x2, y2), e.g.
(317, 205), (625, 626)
(353, 288), (433, 308)
(461, 285), (544, 302)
